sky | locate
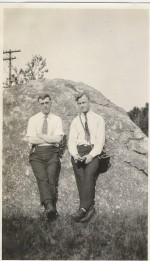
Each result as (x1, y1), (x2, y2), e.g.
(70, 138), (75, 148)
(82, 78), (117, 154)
(3, 4), (149, 111)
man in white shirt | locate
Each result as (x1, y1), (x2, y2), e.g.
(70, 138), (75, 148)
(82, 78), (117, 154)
(68, 91), (105, 222)
(27, 94), (63, 220)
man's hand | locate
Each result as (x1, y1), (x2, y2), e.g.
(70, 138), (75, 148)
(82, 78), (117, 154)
(84, 154), (93, 164)
(74, 154), (82, 163)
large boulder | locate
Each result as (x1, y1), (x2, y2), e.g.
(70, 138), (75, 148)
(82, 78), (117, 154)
(3, 79), (148, 218)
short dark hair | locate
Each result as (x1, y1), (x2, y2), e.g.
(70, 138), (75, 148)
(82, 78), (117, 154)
(38, 94), (51, 101)
(74, 91), (90, 102)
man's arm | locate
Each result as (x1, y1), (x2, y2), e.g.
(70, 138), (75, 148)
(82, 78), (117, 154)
(28, 136), (49, 145)
(27, 115), (64, 145)
(68, 119), (79, 158)
(38, 116), (64, 144)
(37, 134), (63, 144)
(27, 117), (49, 145)
(89, 116), (105, 158)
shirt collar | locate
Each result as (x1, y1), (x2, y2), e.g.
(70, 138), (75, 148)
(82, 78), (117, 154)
(40, 112), (53, 118)
(80, 110), (91, 117)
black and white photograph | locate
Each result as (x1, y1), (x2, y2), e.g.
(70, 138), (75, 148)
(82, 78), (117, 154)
(2, 3), (148, 260)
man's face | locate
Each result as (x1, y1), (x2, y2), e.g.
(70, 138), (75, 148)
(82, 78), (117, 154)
(39, 97), (51, 115)
(77, 95), (90, 113)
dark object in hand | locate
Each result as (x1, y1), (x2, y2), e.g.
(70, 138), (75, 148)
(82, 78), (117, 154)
(79, 156), (86, 162)
(76, 156), (86, 165)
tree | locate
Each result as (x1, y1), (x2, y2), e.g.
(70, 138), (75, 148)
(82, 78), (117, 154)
(128, 103), (149, 136)
(11, 55), (49, 85)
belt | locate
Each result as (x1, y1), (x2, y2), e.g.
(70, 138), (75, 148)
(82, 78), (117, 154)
(30, 144), (59, 153)
(37, 144), (59, 147)
(37, 143), (59, 147)
(78, 144), (94, 147)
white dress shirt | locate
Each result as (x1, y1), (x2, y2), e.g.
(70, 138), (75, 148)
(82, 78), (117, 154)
(26, 112), (64, 146)
(68, 110), (105, 158)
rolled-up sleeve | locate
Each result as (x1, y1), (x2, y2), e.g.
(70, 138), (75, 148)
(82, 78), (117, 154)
(68, 119), (78, 157)
(89, 116), (105, 158)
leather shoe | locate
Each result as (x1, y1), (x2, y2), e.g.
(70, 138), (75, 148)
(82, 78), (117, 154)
(45, 203), (56, 220)
(80, 207), (96, 222)
(71, 208), (86, 222)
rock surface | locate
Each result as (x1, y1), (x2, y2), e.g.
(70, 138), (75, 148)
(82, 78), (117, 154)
(3, 79), (148, 218)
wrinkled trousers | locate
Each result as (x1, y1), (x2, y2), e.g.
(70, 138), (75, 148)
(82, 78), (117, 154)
(71, 145), (100, 211)
(29, 146), (61, 205)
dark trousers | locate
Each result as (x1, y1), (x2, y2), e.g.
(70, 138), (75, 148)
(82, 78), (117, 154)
(29, 146), (61, 206)
(71, 145), (100, 211)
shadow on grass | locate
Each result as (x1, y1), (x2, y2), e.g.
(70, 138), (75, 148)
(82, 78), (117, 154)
(2, 211), (147, 260)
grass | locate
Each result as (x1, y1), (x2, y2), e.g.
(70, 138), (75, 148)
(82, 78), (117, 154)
(2, 210), (147, 260)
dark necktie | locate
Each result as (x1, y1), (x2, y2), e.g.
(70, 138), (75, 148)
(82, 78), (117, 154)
(84, 113), (90, 142)
(42, 115), (48, 134)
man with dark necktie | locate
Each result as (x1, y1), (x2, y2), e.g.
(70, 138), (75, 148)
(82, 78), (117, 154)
(68, 91), (105, 222)
(26, 94), (64, 220)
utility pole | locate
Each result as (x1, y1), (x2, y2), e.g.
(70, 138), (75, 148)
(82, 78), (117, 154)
(3, 49), (21, 86)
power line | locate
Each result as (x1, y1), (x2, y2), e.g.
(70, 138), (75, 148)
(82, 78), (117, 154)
(3, 49), (21, 86)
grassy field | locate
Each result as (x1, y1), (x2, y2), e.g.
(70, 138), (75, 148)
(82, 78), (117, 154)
(2, 209), (147, 260)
